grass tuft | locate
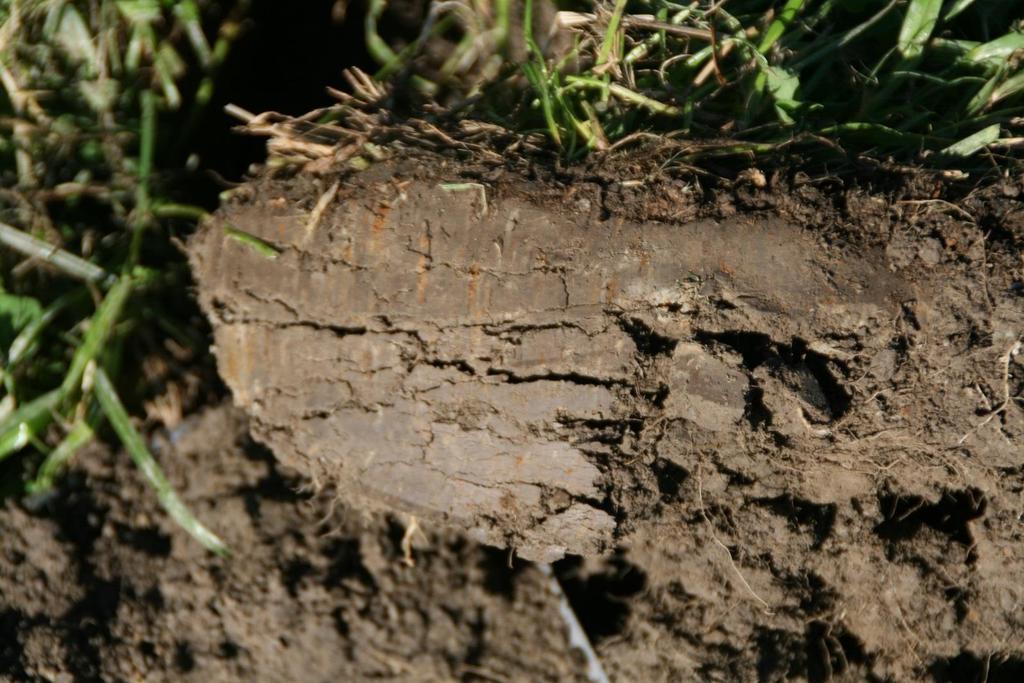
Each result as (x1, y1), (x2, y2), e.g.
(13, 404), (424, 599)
(0, 0), (241, 552)
(367, 0), (1024, 168)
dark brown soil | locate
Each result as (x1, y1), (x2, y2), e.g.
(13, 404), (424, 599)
(3, 150), (1023, 682)
(0, 406), (586, 682)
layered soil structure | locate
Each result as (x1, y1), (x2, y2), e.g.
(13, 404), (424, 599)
(183, 154), (1023, 679)
(4, 153), (1021, 681)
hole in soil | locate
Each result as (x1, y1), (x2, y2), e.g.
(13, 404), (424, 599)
(237, 440), (308, 521)
(332, 607), (350, 637)
(695, 330), (775, 369)
(945, 585), (971, 622)
(795, 571), (841, 614)
(0, 608), (25, 674)
(143, 586), (165, 610)
(219, 640), (241, 659)
(875, 488), (987, 563)
(696, 331), (852, 421)
(323, 538), (376, 590)
(745, 382), (773, 430)
(114, 524), (172, 557)
(805, 621), (867, 683)
(977, 210), (1023, 250)
(757, 628), (806, 681)
(49, 475), (108, 559)
(900, 302), (922, 331)
(757, 495), (837, 549)
(282, 557), (315, 598)
(931, 651), (1024, 683)
(175, 641), (197, 672)
(552, 552), (647, 643)
(139, 640), (157, 659)
(63, 578), (122, 678)
(794, 339), (852, 419)
(652, 458), (688, 501)
(479, 546), (528, 599)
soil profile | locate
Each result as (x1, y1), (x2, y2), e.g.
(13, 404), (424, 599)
(183, 153), (1023, 679)
(1, 151), (1021, 682)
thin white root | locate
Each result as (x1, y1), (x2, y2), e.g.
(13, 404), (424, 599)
(956, 338), (1022, 446)
(697, 462), (774, 615)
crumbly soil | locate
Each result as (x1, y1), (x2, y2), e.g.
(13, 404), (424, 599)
(1, 406), (586, 683)
(3, 150), (1023, 682)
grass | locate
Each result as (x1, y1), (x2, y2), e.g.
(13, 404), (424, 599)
(0, 0), (243, 553)
(366, 0), (1024, 168)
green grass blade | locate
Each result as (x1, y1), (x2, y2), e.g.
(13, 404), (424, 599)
(520, 0), (562, 151)
(8, 290), (88, 368)
(596, 0), (628, 68)
(26, 418), (95, 493)
(494, 0), (510, 52)
(93, 366), (228, 555)
(758, 0), (807, 53)
(152, 202), (210, 220)
(943, 0), (977, 21)
(898, 0), (942, 60)
(364, 0), (398, 66)
(0, 389), (62, 462)
(522, 62), (562, 147)
(0, 221), (110, 283)
(522, 0), (541, 59)
(223, 225), (281, 259)
(939, 123), (1000, 157)
(61, 276), (133, 397)
(837, 0), (900, 48)
(966, 32), (1024, 66)
(967, 70), (1003, 116)
(988, 70), (1024, 110)
(127, 89), (156, 269)
(172, 0), (212, 67)
(564, 76), (682, 116)
(820, 122), (927, 147)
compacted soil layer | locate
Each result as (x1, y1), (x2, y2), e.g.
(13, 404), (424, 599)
(2, 152), (1022, 682)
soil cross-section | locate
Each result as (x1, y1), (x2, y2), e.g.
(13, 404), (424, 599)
(189, 163), (931, 562)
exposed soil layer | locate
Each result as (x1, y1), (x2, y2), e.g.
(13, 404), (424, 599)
(186, 153), (1024, 680)
(4, 152), (1021, 682)
(0, 406), (585, 682)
